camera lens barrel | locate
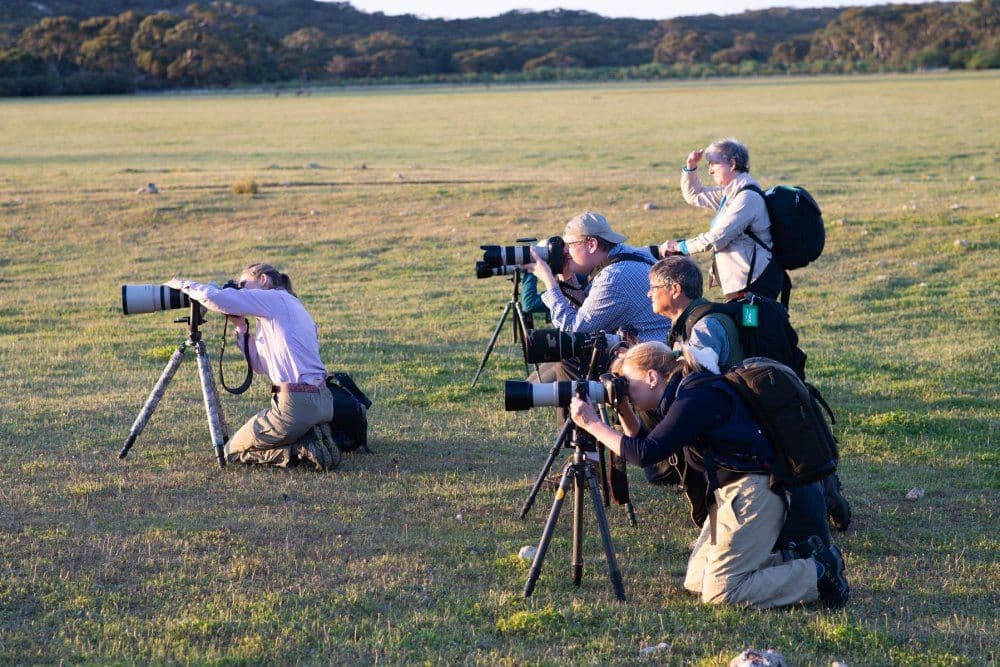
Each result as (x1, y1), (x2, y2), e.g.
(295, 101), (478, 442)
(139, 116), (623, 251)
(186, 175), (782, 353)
(504, 380), (605, 410)
(121, 284), (191, 315)
(523, 329), (582, 363)
(475, 261), (519, 279)
(480, 244), (549, 269)
(524, 329), (623, 364)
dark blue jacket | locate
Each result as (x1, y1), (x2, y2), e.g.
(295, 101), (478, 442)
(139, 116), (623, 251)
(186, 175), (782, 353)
(619, 371), (774, 489)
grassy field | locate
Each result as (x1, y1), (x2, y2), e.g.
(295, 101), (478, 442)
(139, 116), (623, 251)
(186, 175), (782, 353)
(0, 71), (997, 665)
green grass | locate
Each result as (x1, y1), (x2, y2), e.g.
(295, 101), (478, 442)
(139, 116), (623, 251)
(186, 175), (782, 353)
(0, 72), (997, 665)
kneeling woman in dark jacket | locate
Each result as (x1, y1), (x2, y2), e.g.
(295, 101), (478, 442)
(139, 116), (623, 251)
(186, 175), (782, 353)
(569, 341), (848, 609)
(167, 263), (338, 471)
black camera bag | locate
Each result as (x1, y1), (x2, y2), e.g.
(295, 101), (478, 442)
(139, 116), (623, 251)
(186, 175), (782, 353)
(669, 294), (808, 379)
(325, 372), (372, 453)
(723, 357), (838, 488)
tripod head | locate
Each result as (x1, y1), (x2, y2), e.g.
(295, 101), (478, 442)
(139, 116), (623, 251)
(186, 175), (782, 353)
(569, 382), (600, 454)
(173, 300), (207, 341)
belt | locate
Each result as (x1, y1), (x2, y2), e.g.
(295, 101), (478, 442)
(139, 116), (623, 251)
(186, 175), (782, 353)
(271, 382), (321, 394)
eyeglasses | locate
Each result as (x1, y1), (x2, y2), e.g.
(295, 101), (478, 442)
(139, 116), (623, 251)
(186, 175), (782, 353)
(648, 282), (673, 293)
(565, 238), (591, 246)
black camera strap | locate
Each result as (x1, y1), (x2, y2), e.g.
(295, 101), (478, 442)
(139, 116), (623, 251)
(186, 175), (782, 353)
(219, 317), (254, 395)
(588, 251), (655, 281)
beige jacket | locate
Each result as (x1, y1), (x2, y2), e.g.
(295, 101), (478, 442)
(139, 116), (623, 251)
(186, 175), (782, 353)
(680, 170), (773, 295)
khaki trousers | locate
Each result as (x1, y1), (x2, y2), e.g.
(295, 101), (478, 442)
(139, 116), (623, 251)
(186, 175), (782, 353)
(225, 388), (334, 467)
(684, 474), (819, 608)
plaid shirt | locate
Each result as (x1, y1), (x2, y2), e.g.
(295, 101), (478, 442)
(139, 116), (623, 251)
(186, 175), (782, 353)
(541, 244), (670, 342)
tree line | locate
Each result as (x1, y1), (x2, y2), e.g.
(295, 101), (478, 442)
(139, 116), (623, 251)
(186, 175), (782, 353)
(0, 0), (996, 95)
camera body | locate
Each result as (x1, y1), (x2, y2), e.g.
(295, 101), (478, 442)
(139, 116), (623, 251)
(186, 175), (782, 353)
(478, 236), (566, 276)
(597, 372), (629, 411)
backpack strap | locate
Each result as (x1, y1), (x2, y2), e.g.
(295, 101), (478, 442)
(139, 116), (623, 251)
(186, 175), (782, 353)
(736, 184), (770, 293)
(805, 382), (836, 424)
(556, 279), (585, 308)
(778, 271), (792, 309)
(668, 301), (712, 347)
(738, 184), (794, 307)
(703, 312), (744, 367)
(588, 251), (655, 281)
(736, 184), (773, 253)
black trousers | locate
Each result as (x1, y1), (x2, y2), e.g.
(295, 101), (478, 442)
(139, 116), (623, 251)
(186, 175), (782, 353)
(776, 481), (831, 549)
(725, 259), (786, 302)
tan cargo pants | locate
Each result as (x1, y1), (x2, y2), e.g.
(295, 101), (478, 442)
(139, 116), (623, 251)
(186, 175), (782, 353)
(684, 473), (819, 608)
(225, 387), (334, 467)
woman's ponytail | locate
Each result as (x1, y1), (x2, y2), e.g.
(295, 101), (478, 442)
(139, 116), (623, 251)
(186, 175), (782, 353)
(243, 263), (297, 297)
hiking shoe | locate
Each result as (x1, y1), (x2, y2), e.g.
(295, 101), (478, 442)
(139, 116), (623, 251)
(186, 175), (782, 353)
(822, 473), (852, 531)
(296, 426), (340, 471)
(814, 544), (849, 608)
(315, 424), (342, 470)
(781, 535), (824, 562)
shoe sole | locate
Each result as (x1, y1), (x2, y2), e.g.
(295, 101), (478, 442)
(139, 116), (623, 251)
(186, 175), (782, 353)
(818, 544), (849, 607)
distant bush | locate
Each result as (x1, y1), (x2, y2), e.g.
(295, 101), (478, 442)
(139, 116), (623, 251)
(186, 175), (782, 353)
(60, 72), (135, 95)
(231, 179), (259, 195)
(966, 46), (1000, 70)
(0, 75), (51, 96)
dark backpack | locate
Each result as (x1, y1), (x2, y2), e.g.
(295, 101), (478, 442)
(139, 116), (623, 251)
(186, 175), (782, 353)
(324, 372), (372, 453)
(739, 184), (825, 271)
(723, 357), (839, 487)
(668, 294), (808, 379)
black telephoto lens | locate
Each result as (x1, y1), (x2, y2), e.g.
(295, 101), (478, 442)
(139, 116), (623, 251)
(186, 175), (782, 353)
(475, 261), (518, 279)
(480, 245), (503, 268)
(524, 329), (594, 364)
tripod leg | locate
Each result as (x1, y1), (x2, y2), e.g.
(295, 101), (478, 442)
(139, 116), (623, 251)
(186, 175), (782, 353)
(194, 340), (228, 469)
(119, 342), (187, 460)
(572, 463), (585, 586)
(524, 463), (574, 598)
(471, 301), (514, 387)
(626, 502), (638, 528)
(512, 304), (540, 378)
(585, 464), (626, 601)
(596, 406), (613, 507)
(207, 364), (229, 443)
(519, 420), (573, 519)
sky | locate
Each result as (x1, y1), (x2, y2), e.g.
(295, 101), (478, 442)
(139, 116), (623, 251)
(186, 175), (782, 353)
(340, 0), (934, 20)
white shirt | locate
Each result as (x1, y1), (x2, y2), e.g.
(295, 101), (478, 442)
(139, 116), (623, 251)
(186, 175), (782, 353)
(178, 281), (328, 386)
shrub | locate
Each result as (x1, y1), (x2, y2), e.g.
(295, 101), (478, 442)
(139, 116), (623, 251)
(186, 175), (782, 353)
(231, 179), (259, 195)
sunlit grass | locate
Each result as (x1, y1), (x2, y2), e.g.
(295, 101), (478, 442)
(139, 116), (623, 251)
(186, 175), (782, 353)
(0, 71), (996, 664)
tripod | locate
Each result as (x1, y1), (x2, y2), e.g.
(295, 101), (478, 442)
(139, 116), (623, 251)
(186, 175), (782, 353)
(518, 339), (637, 526)
(523, 411), (626, 601)
(471, 268), (539, 387)
(118, 301), (229, 469)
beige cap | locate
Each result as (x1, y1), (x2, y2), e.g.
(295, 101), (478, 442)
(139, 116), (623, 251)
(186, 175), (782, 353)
(563, 210), (627, 244)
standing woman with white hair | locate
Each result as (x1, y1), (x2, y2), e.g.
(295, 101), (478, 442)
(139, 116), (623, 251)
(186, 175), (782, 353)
(659, 139), (786, 301)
